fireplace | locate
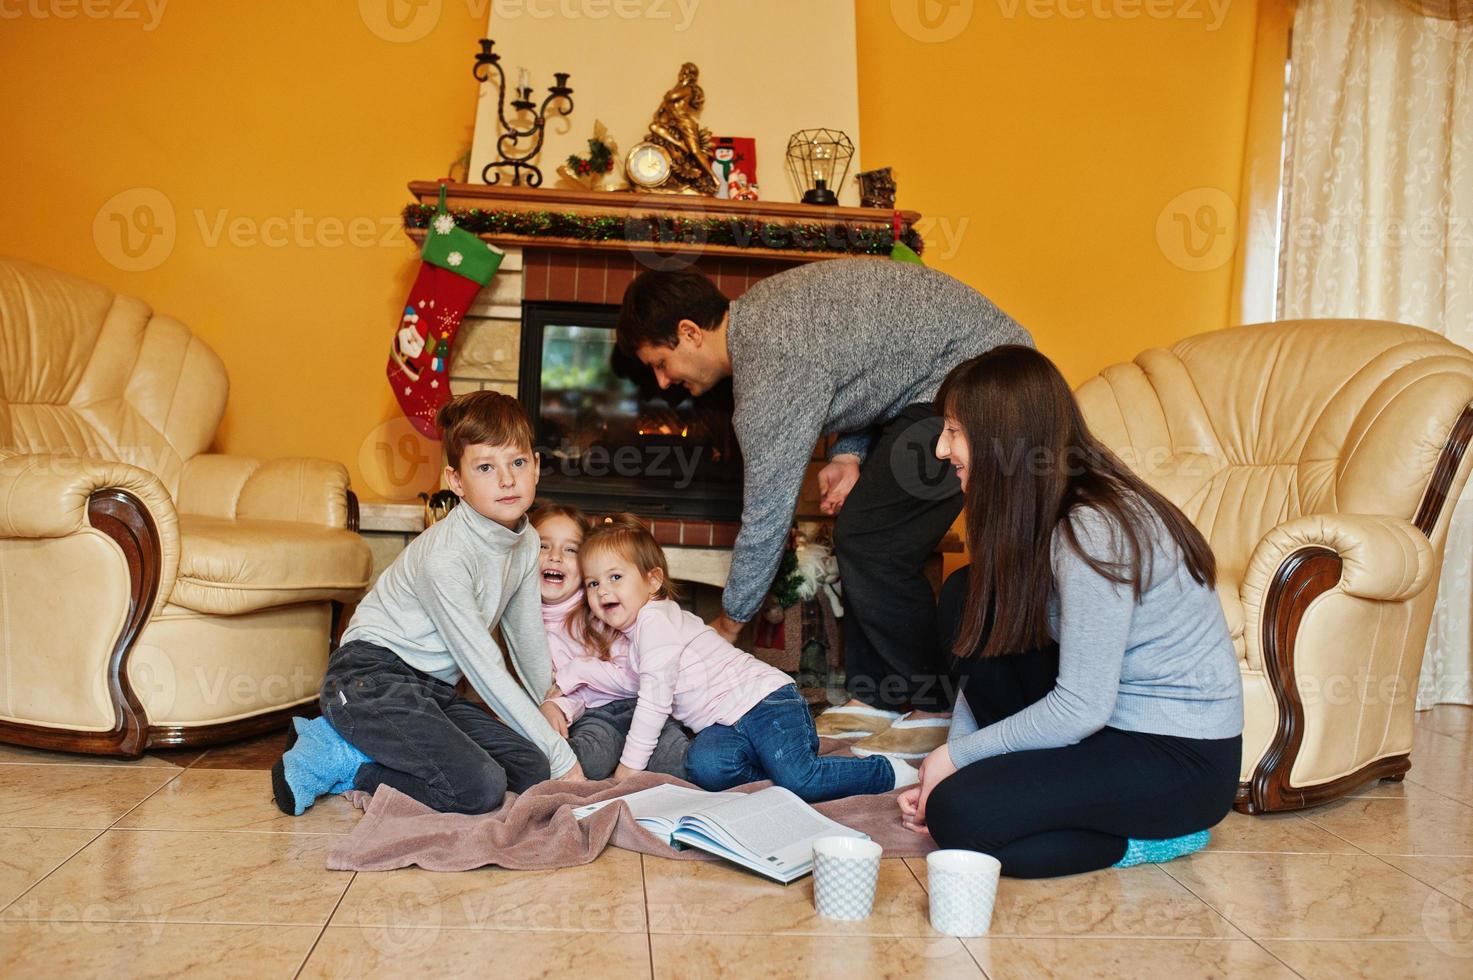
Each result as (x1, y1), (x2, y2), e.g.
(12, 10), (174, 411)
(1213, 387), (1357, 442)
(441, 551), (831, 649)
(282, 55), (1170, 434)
(518, 301), (743, 521)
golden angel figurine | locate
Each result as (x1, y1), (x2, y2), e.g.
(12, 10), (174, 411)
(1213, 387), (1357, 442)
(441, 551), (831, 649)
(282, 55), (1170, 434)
(646, 63), (718, 195)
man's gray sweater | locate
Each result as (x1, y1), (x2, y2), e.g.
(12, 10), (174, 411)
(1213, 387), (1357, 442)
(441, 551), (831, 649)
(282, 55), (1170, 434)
(723, 258), (1033, 622)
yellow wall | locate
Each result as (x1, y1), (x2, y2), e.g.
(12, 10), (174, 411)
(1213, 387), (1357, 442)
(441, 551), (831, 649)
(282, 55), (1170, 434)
(0, 0), (484, 501)
(0, 1), (1261, 501)
(856, 0), (1261, 384)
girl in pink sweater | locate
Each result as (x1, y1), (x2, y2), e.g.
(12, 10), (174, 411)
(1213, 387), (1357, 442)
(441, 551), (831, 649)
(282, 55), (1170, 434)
(583, 517), (916, 803)
(532, 504), (688, 780)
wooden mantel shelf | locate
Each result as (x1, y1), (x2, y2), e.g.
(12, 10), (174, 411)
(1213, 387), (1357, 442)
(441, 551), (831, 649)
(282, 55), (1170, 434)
(405, 180), (922, 263)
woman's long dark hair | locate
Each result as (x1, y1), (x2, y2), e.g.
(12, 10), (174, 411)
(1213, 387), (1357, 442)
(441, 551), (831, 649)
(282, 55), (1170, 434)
(936, 345), (1216, 660)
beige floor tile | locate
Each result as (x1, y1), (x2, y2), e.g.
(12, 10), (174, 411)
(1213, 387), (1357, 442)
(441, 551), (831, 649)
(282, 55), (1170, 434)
(299, 926), (652, 978)
(192, 731), (291, 772)
(651, 933), (983, 979)
(1300, 793), (1473, 855)
(0, 742), (199, 768)
(333, 848), (646, 933)
(643, 857), (935, 937)
(906, 859), (1240, 940)
(1377, 854), (1473, 904)
(0, 828), (98, 907)
(14, 829), (349, 925)
(965, 937), (1298, 979)
(1345, 774), (1437, 800)
(1417, 705), (1473, 740)
(1161, 851), (1458, 940)
(1260, 939), (1473, 978)
(0, 764), (177, 829)
(115, 769), (361, 835)
(0, 921), (319, 979)
(1204, 810), (1360, 854)
(1404, 728), (1473, 806)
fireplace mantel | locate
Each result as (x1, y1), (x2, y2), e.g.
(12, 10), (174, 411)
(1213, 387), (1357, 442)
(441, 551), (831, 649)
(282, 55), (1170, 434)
(405, 181), (922, 262)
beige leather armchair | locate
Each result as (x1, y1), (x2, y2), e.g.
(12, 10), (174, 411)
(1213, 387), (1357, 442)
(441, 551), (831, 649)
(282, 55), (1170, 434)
(1076, 320), (1473, 813)
(0, 257), (372, 756)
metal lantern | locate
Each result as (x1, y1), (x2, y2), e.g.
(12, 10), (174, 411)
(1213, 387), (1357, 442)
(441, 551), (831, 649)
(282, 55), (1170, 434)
(785, 129), (855, 206)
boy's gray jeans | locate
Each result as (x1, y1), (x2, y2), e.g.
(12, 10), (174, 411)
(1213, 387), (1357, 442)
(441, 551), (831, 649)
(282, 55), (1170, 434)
(568, 698), (690, 780)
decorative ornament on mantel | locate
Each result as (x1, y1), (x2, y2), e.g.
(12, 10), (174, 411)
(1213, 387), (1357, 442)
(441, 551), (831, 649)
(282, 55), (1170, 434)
(635, 62), (719, 195)
(787, 129), (855, 206)
(557, 120), (620, 191)
(471, 37), (574, 188)
(855, 167), (896, 209)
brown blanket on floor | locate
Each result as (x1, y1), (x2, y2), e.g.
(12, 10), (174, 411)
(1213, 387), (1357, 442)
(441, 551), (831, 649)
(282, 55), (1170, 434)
(327, 770), (936, 873)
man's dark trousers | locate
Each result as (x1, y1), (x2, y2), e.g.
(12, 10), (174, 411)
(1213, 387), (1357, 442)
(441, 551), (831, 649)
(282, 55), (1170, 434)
(832, 402), (962, 712)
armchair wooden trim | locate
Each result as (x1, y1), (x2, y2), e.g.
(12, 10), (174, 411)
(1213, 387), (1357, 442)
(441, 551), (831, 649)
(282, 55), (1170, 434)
(0, 489), (160, 756)
(1236, 403), (1473, 813)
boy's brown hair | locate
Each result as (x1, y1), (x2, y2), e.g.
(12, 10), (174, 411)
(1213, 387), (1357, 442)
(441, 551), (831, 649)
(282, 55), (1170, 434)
(435, 390), (535, 470)
(577, 514), (681, 660)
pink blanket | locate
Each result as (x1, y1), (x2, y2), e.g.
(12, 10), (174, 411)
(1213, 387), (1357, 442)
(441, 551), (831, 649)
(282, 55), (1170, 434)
(327, 770), (936, 873)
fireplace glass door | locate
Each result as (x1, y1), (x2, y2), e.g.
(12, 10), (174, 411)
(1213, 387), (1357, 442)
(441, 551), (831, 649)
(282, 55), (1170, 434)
(519, 302), (743, 520)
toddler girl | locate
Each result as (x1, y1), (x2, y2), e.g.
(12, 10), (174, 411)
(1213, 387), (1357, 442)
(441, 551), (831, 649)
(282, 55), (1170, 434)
(583, 516), (917, 802)
(532, 503), (689, 780)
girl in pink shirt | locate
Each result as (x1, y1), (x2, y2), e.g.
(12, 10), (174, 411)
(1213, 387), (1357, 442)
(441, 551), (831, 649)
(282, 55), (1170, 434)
(582, 517), (917, 803)
(532, 504), (689, 780)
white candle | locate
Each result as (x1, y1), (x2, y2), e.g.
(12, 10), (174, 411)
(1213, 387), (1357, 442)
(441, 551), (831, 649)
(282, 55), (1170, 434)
(518, 67), (531, 92)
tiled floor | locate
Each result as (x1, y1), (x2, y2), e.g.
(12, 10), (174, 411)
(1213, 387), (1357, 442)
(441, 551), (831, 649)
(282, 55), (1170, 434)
(3, 709), (1473, 978)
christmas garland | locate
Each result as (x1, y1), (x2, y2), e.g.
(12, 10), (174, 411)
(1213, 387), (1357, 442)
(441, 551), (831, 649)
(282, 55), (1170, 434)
(403, 204), (924, 257)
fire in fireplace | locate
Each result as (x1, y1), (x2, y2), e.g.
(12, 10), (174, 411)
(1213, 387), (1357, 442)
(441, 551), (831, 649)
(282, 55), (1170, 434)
(518, 301), (743, 521)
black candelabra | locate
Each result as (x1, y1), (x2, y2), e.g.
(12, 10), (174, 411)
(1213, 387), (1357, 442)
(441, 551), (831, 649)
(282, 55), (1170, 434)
(472, 38), (574, 188)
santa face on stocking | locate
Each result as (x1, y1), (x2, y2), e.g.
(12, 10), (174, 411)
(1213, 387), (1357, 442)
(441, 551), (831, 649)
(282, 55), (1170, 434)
(392, 307), (427, 382)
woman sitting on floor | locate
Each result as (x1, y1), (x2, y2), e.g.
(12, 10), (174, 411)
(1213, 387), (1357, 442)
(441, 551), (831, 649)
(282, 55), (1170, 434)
(899, 345), (1243, 878)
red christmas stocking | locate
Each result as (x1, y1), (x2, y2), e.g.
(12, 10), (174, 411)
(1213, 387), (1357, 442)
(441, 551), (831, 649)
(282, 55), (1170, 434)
(387, 190), (504, 439)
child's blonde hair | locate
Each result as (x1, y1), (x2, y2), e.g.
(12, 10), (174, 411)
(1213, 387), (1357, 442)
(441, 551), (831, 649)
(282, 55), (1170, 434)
(578, 514), (681, 660)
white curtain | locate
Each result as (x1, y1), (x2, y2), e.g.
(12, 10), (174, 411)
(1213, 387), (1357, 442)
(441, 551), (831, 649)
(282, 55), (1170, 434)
(1278, 0), (1473, 705)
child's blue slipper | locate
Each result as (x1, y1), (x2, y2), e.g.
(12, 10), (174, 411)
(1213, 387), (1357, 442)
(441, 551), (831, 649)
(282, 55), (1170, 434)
(271, 716), (369, 816)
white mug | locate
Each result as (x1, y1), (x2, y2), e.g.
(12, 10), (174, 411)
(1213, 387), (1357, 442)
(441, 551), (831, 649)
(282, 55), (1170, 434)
(926, 849), (1001, 937)
(812, 836), (883, 920)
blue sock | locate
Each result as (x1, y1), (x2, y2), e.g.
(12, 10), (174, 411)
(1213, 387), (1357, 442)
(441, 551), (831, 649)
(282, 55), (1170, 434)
(1112, 829), (1210, 868)
(271, 716), (370, 816)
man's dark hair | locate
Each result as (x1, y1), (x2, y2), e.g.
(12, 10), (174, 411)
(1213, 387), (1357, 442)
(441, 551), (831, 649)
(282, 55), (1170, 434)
(615, 269), (730, 357)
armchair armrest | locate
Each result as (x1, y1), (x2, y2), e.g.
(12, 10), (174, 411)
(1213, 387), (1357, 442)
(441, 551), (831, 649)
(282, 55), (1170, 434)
(1242, 514), (1432, 607)
(178, 455), (354, 528)
(0, 452), (178, 545)
(0, 453), (181, 755)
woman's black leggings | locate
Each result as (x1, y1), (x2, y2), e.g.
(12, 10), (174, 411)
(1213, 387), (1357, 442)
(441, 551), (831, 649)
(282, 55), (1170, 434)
(924, 568), (1241, 879)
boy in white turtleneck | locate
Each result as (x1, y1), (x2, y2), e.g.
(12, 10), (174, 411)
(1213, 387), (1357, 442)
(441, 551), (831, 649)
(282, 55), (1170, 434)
(272, 391), (585, 816)
(532, 503), (689, 780)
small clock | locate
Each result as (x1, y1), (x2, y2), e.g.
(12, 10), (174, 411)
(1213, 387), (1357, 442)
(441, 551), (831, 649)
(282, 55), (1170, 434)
(625, 142), (672, 189)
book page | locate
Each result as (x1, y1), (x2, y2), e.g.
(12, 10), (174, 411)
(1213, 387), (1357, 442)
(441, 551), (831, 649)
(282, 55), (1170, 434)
(695, 787), (864, 865)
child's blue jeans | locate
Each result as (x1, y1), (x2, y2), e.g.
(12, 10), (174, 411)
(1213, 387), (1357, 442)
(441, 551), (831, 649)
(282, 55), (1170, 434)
(685, 684), (895, 803)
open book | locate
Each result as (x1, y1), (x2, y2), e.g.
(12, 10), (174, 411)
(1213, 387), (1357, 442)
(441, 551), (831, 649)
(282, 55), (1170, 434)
(572, 783), (868, 884)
